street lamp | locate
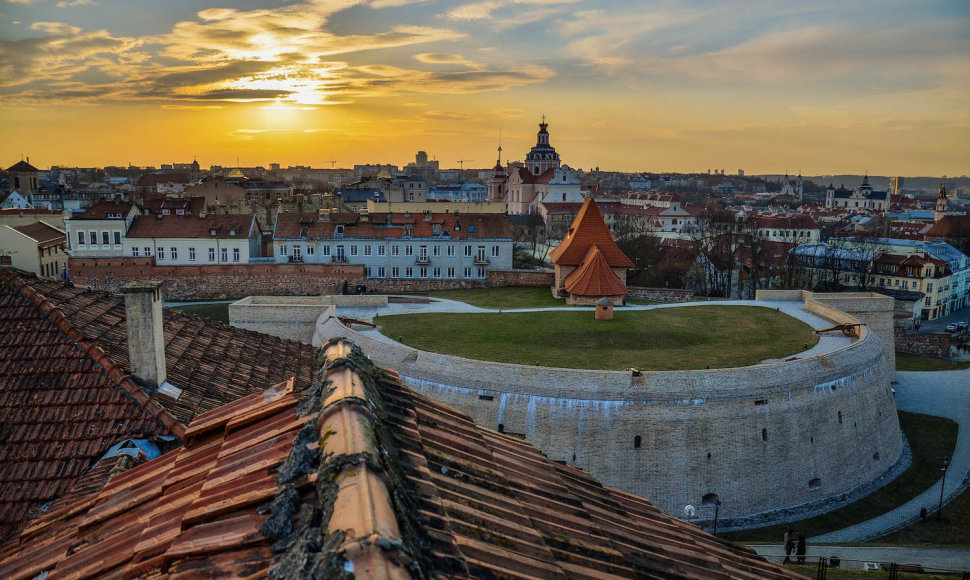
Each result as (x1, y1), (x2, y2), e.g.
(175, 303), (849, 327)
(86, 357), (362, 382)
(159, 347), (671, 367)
(937, 455), (951, 520)
(713, 500), (722, 536)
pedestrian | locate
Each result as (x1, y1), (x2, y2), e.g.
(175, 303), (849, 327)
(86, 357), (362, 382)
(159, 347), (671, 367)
(783, 530), (794, 563)
(796, 533), (806, 565)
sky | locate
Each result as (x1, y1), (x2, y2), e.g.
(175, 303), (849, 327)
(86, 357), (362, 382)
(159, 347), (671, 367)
(0, 0), (968, 175)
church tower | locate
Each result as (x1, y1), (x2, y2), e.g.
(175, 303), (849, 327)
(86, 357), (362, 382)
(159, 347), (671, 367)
(935, 180), (948, 222)
(524, 116), (561, 177)
(797, 172), (804, 202)
(487, 143), (507, 203)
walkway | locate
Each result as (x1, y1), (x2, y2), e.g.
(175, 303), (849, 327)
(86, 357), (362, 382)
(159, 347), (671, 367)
(338, 298), (852, 359)
(811, 366), (970, 543)
(749, 545), (970, 572)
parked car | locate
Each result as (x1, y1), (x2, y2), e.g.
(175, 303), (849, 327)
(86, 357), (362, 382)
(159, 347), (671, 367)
(945, 323), (958, 333)
(958, 321), (969, 331)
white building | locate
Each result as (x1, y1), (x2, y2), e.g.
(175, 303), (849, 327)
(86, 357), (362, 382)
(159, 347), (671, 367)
(273, 210), (513, 281)
(65, 201), (141, 257)
(124, 214), (262, 265)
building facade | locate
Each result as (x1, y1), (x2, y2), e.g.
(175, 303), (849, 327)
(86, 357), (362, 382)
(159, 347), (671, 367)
(65, 201), (141, 257)
(273, 210), (513, 281)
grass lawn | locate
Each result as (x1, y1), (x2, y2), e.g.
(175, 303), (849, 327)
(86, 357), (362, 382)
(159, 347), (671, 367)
(895, 351), (970, 371)
(722, 412), (959, 544)
(376, 305), (818, 370)
(879, 472), (970, 546)
(170, 302), (231, 324)
(428, 286), (565, 309)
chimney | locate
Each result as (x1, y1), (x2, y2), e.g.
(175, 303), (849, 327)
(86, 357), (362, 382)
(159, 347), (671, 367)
(121, 281), (166, 389)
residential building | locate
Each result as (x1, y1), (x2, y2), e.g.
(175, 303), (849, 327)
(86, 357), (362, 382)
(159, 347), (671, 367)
(273, 210), (513, 280)
(0, 190), (32, 210)
(183, 177), (247, 206)
(745, 212), (821, 244)
(0, 221), (66, 276)
(124, 213), (262, 265)
(64, 200), (141, 257)
(427, 182), (488, 203)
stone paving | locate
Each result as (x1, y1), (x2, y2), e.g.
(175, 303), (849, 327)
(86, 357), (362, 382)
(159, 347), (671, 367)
(749, 544), (970, 572)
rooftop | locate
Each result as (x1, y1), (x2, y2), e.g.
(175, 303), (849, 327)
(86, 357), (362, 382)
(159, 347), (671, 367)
(550, 198), (635, 268)
(10, 222), (64, 248)
(0, 339), (801, 579)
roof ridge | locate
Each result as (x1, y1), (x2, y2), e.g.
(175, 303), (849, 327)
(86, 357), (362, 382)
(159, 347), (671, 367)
(0, 268), (187, 438)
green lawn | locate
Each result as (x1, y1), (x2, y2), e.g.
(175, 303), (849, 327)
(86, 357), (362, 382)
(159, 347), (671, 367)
(722, 412), (959, 543)
(377, 305), (818, 370)
(170, 302), (231, 324)
(428, 286), (565, 309)
(879, 463), (970, 546)
(896, 351), (970, 371)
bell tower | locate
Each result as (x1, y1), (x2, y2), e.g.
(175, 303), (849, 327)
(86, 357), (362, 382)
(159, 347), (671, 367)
(934, 180), (948, 222)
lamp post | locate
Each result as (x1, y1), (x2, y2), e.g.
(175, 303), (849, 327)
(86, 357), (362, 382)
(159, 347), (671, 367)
(713, 500), (722, 536)
(937, 455), (950, 520)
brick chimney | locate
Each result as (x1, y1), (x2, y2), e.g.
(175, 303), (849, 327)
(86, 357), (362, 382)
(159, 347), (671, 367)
(121, 280), (167, 389)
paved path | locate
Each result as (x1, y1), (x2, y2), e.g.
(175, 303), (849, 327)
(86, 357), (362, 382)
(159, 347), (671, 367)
(749, 544), (970, 572)
(811, 366), (970, 543)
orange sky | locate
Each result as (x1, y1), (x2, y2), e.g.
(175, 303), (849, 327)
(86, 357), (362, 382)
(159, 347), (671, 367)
(1, 1), (967, 175)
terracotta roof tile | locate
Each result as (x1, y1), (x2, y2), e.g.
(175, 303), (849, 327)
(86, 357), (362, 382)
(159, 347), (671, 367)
(550, 198), (635, 268)
(126, 213), (257, 240)
(66, 200), (136, 220)
(274, 212), (512, 240)
(563, 244), (628, 297)
(10, 222), (64, 248)
(0, 339), (803, 579)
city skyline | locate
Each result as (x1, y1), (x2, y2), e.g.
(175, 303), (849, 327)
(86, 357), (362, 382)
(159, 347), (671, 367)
(1, 0), (968, 175)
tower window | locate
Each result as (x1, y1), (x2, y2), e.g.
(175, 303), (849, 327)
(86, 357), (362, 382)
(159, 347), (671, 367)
(762, 428), (768, 442)
(838, 411), (843, 424)
(634, 435), (642, 449)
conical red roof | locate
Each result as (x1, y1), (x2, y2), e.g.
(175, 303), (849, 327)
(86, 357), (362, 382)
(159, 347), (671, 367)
(564, 244), (628, 296)
(550, 198), (634, 267)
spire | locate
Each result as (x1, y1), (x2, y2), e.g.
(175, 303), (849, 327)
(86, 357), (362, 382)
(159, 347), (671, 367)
(938, 179), (947, 200)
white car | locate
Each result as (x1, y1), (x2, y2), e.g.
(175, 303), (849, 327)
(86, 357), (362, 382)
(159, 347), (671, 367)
(945, 323), (958, 333)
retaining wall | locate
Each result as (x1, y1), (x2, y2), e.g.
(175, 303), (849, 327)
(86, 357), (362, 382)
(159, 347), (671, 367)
(894, 329), (951, 358)
(229, 294), (389, 342)
(314, 299), (904, 524)
(68, 257), (554, 299)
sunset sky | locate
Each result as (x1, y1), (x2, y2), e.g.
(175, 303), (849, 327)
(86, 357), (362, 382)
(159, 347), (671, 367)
(1, 0), (967, 175)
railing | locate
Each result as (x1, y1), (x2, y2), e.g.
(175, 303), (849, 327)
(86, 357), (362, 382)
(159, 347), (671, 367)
(756, 553), (969, 579)
(473, 256), (490, 265)
(416, 255), (430, 264)
(332, 255), (347, 263)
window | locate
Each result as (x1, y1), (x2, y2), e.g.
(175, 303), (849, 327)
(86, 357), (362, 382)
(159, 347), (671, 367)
(405, 267), (414, 278)
(491, 245), (500, 257)
(463, 267), (472, 278)
(131, 247), (139, 257)
(221, 248), (228, 262)
(464, 245), (472, 257)
(433, 267), (441, 278)
(364, 245), (371, 256)
(170, 247), (177, 260)
(208, 248), (215, 261)
(365, 267), (372, 277)
(89, 231), (97, 245)
(157, 247), (165, 261)
(350, 245), (358, 256)
(447, 267), (455, 278)
(233, 248), (240, 262)
(432, 245), (440, 257)
(391, 245), (400, 257)
(143, 247), (151, 257)
(762, 428), (768, 442)
(113, 231), (121, 245)
(405, 245), (413, 257)
(633, 436), (641, 449)
(419, 266), (427, 278)
(447, 245), (455, 257)
(102, 231), (110, 245)
(377, 245), (385, 256)
(391, 267), (400, 278)
(280, 245), (287, 256)
(927, 283), (933, 292)
(306, 245), (314, 256)
(188, 247), (196, 261)
(322, 245), (331, 256)
(77, 231), (85, 246)
(378, 266), (386, 278)
(335, 225), (344, 237)
(477, 267), (486, 278)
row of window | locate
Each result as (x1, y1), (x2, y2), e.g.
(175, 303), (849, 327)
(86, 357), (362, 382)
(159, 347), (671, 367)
(364, 266), (486, 279)
(131, 246), (240, 262)
(280, 243), (502, 259)
(75, 230), (122, 247)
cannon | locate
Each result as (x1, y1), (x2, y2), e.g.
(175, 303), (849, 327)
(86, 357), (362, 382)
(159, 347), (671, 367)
(815, 323), (864, 337)
(338, 316), (377, 329)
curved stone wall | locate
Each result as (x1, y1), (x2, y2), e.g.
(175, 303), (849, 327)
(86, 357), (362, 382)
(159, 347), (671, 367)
(314, 299), (903, 523)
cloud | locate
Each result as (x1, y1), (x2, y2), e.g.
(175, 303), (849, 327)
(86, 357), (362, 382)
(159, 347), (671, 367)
(56, 0), (94, 7)
(443, 0), (582, 21)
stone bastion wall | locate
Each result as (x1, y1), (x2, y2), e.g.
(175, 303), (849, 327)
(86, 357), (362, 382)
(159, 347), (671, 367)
(313, 296), (903, 525)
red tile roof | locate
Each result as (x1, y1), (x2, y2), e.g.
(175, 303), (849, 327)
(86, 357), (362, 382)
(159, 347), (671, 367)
(21, 275), (319, 426)
(126, 213), (258, 240)
(5, 161), (38, 173)
(550, 198), (635, 267)
(274, 211), (512, 240)
(564, 244), (628, 297)
(0, 268), (183, 544)
(925, 214), (970, 238)
(0, 340), (803, 579)
(66, 200), (137, 220)
(11, 222), (64, 248)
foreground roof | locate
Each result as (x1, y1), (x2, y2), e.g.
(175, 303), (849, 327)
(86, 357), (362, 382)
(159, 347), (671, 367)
(0, 269), (179, 543)
(0, 340), (802, 579)
(10, 222), (64, 248)
(12, 273), (319, 426)
(564, 244), (628, 297)
(550, 198), (635, 268)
